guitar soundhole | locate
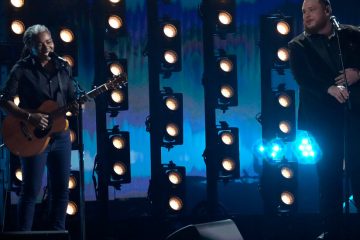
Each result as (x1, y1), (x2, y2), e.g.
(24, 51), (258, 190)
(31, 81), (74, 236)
(34, 126), (51, 138)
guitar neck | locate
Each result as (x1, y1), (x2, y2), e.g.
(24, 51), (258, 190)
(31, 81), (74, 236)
(51, 80), (117, 118)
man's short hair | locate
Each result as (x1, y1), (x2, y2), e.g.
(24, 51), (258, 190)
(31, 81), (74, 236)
(319, 0), (331, 6)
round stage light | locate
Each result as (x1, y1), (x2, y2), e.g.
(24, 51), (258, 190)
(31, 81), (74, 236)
(277, 21), (291, 35)
(278, 93), (291, 108)
(10, 0), (25, 8)
(164, 50), (178, 64)
(68, 175), (77, 189)
(219, 58), (233, 72)
(218, 11), (232, 25)
(220, 131), (234, 145)
(108, 15), (123, 29)
(281, 167), (294, 179)
(60, 29), (75, 43)
(166, 123), (179, 137)
(277, 48), (290, 62)
(11, 20), (25, 35)
(163, 24), (177, 38)
(15, 168), (23, 182)
(111, 89), (124, 104)
(165, 97), (179, 111)
(281, 191), (295, 205)
(222, 158), (235, 171)
(168, 171), (182, 185)
(279, 121), (291, 134)
(62, 55), (75, 67)
(66, 201), (78, 215)
(169, 196), (183, 211)
(69, 130), (77, 143)
(111, 135), (126, 149)
(220, 84), (234, 99)
(113, 162), (127, 176)
(110, 63), (124, 76)
(14, 95), (20, 106)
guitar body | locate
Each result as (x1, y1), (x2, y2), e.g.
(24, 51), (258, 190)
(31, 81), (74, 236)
(2, 73), (127, 157)
(2, 100), (67, 157)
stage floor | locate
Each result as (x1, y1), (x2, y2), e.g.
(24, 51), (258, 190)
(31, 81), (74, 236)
(2, 199), (360, 240)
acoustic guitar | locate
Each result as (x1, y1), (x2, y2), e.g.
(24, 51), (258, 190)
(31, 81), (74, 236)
(2, 74), (127, 157)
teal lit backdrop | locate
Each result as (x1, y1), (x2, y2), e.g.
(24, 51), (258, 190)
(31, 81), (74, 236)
(1, 0), (359, 214)
(75, 0), (307, 205)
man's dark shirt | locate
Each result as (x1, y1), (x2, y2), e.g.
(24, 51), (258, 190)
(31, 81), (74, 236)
(0, 55), (76, 110)
(289, 25), (360, 130)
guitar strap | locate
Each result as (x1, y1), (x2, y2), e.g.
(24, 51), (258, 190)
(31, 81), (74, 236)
(57, 71), (66, 107)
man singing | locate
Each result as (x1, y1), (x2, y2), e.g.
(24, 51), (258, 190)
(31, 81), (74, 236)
(289, 0), (360, 239)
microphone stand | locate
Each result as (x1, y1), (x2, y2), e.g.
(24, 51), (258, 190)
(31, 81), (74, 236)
(74, 79), (86, 240)
(333, 23), (351, 219)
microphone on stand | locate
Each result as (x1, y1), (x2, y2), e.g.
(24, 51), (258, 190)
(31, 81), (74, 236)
(49, 51), (69, 69)
(49, 51), (67, 63)
(330, 16), (341, 31)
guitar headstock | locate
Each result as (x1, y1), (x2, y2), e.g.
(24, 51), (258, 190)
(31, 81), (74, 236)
(106, 73), (128, 90)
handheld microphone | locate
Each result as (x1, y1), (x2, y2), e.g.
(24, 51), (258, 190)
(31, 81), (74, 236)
(330, 16), (341, 31)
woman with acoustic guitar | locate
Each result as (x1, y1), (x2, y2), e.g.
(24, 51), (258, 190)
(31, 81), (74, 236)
(0, 24), (78, 231)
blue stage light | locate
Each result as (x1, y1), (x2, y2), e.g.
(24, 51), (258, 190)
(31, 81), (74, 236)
(292, 131), (321, 164)
(267, 139), (286, 162)
(252, 140), (267, 160)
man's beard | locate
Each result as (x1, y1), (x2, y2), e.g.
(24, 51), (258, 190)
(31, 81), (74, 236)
(304, 18), (328, 34)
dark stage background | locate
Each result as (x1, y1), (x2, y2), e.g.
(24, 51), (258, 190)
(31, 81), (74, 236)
(0, 0), (359, 219)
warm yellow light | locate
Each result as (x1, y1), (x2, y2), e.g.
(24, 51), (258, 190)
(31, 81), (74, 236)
(14, 95), (20, 106)
(164, 50), (178, 64)
(113, 162), (126, 176)
(15, 168), (23, 181)
(10, 0), (25, 8)
(277, 48), (290, 62)
(219, 58), (233, 72)
(281, 167), (294, 179)
(163, 24), (177, 38)
(166, 123), (179, 137)
(168, 171), (182, 185)
(278, 94), (291, 108)
(111, 89), (124, 104)
(220, 131), (234, 145)
(110, 63), (124, 76)
(11, 20), (25, 35)
(165, 97), (179, 111)
(279, 121), (291, 134)
(112, 136), (126, 149)
(68, 175), (77, 189)
(109, 0), (121, 3)
(220, 85), (234, 99)
(60, 29), (75, 43)
(169, 196), (183, 211)
(277, 21), (291, 35)
(108, 15), (123, 29)
(222, 158), (235, 171)
(66, 111), (72, 117)
(218, 11), (232, 25)
(62, 55), (75, 67)
(281, 191), (295, 205)
(66, 201), (78, 215)
(70, 130), (76, 143)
